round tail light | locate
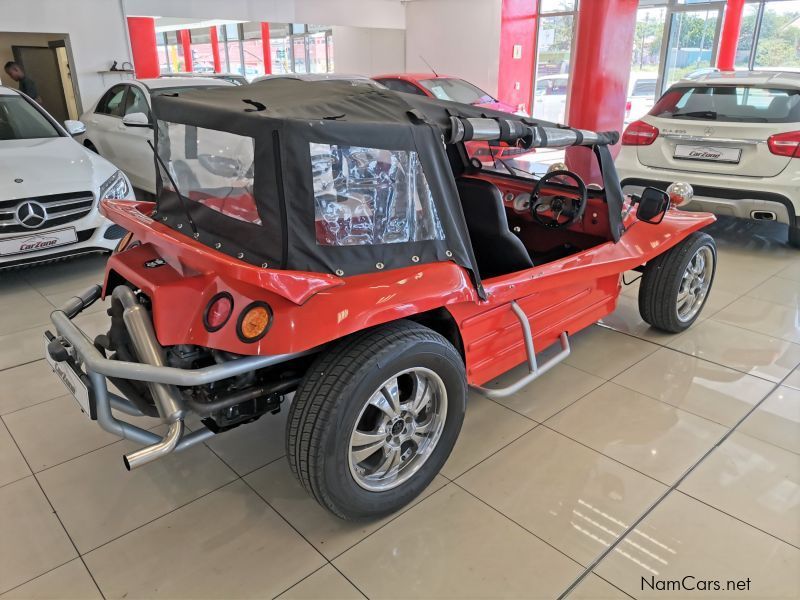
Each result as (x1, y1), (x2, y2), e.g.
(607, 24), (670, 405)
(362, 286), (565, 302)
(666, 182), (694, 208)
(204, 293), (234, 332)
(237, 302), (273, 342)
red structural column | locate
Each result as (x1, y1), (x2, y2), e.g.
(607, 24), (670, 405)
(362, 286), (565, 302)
(179, 29), (192, 72)
(566, 0), (638, 181)
(261, 23), (272, 75)
(717, 0), (746, 71)
(210, 26), (222, 73)
(127, 17), (160, 79)
(498, 0), (537, 114)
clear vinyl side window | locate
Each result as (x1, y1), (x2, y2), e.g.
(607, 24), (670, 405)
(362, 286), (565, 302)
(157, 121), (260, 225)
(310, 143), (445, 246)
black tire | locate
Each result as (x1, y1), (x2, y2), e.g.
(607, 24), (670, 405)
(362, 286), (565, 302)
(789, 225), (800, 249)
(84, 140), (98, 153)
(286, 320), (466, 520)
(638, 231), (716, 333)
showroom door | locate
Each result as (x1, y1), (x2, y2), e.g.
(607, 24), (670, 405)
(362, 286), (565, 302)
(12, 45), (70, 122)
(657, 3), (724, 94)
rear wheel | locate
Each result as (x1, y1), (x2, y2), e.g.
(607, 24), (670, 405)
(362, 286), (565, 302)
(638, 232), (716, 333)
(286, 320), (466, 520)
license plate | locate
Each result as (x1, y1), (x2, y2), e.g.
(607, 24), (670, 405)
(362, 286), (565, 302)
(0, 227), (77, 256)
(674, 144), (742, 164)
(43, 334), (93, 418)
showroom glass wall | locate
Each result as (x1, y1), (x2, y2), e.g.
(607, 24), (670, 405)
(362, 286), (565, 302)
(156, 23), (334, 79)
(529, 0), (800, 125)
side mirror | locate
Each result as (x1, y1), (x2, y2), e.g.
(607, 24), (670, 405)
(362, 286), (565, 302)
(122, 112), (151, 128)
(64, 120), (86, 136)
(636, 187), (670, 224)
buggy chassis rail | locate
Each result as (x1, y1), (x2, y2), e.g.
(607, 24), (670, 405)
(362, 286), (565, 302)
(46, 284), (311, 469)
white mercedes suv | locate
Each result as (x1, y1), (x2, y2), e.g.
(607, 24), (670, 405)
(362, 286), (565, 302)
(0, 86), (134, 268)
(616, 71), (800, 248)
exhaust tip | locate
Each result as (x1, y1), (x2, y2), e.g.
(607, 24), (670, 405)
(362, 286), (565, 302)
(751, 210), (777, 221)
(123, 455), (132, 471)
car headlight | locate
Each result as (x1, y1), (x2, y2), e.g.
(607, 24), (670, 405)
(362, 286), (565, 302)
(99, 170), (131, 200)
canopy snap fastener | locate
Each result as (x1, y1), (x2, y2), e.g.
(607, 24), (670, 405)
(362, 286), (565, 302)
(335, 269), (344, 276)
(445, 250), (453, 258)
(376, 262), (384, 270)
(411, 255), (420, 263)
(215, 242), (222, 249)
(261, 262), (269, 268)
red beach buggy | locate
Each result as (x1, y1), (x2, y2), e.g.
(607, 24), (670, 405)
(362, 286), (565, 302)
(45, 80), (716, 519)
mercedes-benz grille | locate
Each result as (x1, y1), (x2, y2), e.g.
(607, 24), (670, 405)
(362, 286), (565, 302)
(0, 191), (95, 234)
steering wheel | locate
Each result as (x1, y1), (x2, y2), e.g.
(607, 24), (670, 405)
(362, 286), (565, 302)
(530, 170), (588, 229)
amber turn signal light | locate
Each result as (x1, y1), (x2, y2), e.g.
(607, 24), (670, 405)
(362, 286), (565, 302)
(237, 301), (273, 342)
(113, 231), (134, 254)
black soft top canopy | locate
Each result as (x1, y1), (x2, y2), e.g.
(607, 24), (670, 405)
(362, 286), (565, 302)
(151, 80), (623, 292)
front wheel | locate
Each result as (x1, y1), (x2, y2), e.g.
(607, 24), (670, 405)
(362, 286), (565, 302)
(638, 231), (717, 333)
(286, 320), (466, 520)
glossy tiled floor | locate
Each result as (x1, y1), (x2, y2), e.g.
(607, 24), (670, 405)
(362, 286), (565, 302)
(1, 217), (799, 599)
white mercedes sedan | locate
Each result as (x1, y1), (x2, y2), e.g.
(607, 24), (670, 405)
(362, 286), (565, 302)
(0, 86), (133, 269)
(79, 77), (234, 194)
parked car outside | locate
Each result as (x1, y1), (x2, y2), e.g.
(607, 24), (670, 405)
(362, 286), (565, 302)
(625, 73), (658, 124)
(533, 74), (569, 123)
(0, 86), (133, 268)
(616, 70), (800, 248)
(44, 79), (715, 521)
(79, 77), (235, 194)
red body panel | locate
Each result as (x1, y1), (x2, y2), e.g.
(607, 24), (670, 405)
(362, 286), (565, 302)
(101, 198), (713, 386)
(449, 209), (713, 384)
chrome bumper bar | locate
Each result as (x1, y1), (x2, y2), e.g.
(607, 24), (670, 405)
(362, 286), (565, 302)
(47, 284), (308, 469)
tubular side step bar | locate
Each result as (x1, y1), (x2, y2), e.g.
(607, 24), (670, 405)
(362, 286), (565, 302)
(473, 301), (570, 399)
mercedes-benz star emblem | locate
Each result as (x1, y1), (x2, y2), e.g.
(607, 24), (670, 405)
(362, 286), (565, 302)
(704, 127), (714, 136)
(14, 178), (23, 183)
(16, 201), (47, 229)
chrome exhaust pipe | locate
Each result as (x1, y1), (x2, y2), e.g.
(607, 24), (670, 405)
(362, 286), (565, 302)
(112, 286), (186, 469)
(123, 420), (184, 470)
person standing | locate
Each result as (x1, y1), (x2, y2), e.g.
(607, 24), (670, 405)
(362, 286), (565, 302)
(3, 61), (42, 104)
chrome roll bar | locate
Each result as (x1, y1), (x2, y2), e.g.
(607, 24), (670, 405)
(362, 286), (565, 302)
(447, 116), (620, 149)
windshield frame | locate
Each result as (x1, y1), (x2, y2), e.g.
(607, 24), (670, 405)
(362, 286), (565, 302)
(0, 92), (65, 141)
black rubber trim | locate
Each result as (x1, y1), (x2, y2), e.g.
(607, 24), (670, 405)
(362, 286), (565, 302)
(236, 300), (274, 343)
(203, 291), (234, 333)
(620, 177), (798, 222)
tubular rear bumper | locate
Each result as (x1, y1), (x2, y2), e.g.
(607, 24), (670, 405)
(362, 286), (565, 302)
(45, 284), (308, 469)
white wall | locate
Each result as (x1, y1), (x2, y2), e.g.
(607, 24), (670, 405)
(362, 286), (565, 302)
(404, 0), (502, 96)
(331, 26), (405, 75)
(124, 0), (405, 29)
(0, 0), (132, 110)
